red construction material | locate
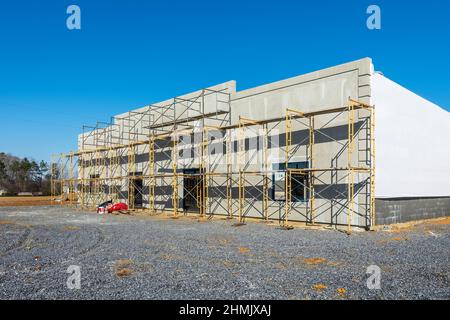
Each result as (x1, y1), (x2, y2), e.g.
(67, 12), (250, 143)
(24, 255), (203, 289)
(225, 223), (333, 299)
(108, 203), (128, 213)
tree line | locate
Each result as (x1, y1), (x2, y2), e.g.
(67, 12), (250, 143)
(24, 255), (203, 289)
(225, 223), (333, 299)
(0, 152), (51, 195)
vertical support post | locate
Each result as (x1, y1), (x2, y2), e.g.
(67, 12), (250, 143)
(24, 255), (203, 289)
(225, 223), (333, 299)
(106, 147), (111, 205)
(100, 148), (106, 206)
(172, 133), (179, 216)
(238, 171), (244, 222)
(196, 129), (203, 217)
(108, 149), (112, 204)
(127, 118), (136, 210)
(238, 119), (246, 223)
(80, 127), (86, 210)
(347, 101), (355, 232)
(68, 153), (74, 205)
(226, 129), (233, 219)
(262, 123), (269, 220)
(102, 129), (108, 206)
(50, 155), (56, 205)
(370, 105), (376, 229)
(80, 154), (85, 210)
(110, 148), (118, 204)
(284, 112), (292, 227)
(149, 135), (155, 213)
(348, 168), (355, 231)
(92, 152), (96, 209)
(127, 144), (134, 209)
(199, 90), (206, 218)
(126, 116), (136, 210)
(202, 128), (209, 217)
(84, 153), (90, 210)
(308, 116), (315, 224)
(106, 130), (111, 207)
(59, 155), (64, 206)
(93, 150), (99, 209)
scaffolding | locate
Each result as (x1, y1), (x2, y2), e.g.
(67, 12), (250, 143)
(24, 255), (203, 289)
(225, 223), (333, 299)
(51, 91), (375, 232)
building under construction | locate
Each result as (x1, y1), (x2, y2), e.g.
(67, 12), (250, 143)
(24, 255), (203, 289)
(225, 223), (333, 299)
(51, 58), (450, 230)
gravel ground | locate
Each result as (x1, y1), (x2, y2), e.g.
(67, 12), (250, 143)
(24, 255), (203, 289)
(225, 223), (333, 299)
(0, 206), (448, 300)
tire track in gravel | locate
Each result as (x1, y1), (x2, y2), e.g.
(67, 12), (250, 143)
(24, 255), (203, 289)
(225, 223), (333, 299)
(58, 225), (107, 265)
(0, 225), (108, 292)
(23, 226), (108, 285)
(0, 224), (32, 257)
(75, 225), (106, 257)
(1, 223), (106, 270)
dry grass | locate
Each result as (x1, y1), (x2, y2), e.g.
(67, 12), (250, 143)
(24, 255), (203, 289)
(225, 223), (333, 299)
(423, 217), (450, 226)
(62, 225), (80, 231)
(294, 257), (343, 269)
(378, 236), (409, 244)
(207, 236), (234, 246)
(116, 268), (133, 277)
(274, 262), (287, 270)
(336, 287), (347, 297)
(295, 257), (342, 269)
(114, 259), (134, 277)
(217, 238), (233, 246)
(0, 220), (15, 225)
(222, 260), (234, 268)
(327, 261), (342, 267)
(0, 196), (55, 207)
(312, 284), (327, 291)
(160, 254), (175, 260)
(391, 236), (408, 241)
(268, 250), (279, 258)
(388, 225), (415, 233)
(238, 247), (250, 254)
(385, 217), (450, 234)
(303, 257), (327, 265)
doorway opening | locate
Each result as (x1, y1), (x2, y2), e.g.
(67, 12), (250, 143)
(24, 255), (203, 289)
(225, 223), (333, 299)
(183, 168), (202, 212)
(129, 172), (143, 208)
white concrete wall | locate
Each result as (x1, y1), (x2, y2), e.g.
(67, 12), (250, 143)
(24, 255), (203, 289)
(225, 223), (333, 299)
(372, 73), (450, 197)
(231, 58), (372, 122)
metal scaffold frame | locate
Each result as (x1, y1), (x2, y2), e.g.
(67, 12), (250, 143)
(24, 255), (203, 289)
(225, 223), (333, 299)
(51, 94), (375, 232)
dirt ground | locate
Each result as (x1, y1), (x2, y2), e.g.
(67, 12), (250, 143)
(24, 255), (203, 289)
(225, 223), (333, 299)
(0, 196), (55, 207)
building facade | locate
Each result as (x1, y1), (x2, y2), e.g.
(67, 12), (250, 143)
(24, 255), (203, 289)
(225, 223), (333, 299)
(52, 58), (450, 228)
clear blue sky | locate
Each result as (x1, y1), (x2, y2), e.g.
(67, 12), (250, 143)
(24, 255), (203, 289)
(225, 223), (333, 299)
(0, 0), (449, 163)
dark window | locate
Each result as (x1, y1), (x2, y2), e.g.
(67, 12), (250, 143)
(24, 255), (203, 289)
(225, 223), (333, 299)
(88, 174), (100, 193)
(291, 172), (307, 202)
(272, 162), (309, 202)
